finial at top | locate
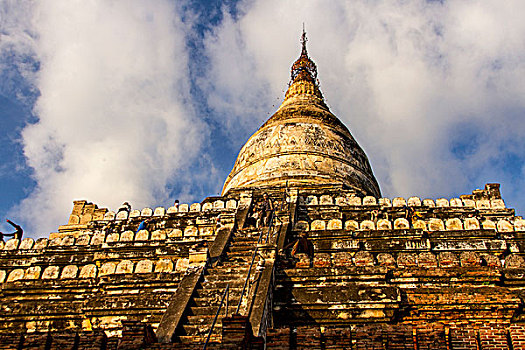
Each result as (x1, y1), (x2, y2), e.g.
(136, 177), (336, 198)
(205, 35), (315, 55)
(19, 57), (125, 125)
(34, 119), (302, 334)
(290, 26), (318, 84)
(301, 23), (308, 53)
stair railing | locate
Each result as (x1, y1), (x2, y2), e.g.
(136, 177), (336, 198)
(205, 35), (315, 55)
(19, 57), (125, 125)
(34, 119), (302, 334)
(203, 284), (229, 350)
(237, 210), (276, 315)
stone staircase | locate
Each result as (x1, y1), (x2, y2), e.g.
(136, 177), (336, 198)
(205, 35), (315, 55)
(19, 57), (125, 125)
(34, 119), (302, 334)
(176, 229), (261, 344)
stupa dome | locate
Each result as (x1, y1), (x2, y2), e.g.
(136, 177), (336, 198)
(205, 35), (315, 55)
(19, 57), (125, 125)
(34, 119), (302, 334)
(222, 31), (381, 197)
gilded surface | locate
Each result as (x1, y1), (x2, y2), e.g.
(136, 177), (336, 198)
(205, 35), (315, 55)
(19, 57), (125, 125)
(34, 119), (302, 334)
(222, 78), (381, 197)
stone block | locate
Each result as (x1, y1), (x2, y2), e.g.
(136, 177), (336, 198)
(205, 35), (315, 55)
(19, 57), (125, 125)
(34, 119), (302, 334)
(449, 198), (462, 207)
(155, 259), (174, 273)
(81, 207), (95, 220)
(49, 237), (62, 246)
(7, 268), (25, 282)
(515, 219), (525, 231)
(116, 211), (128, 220)
(200, 226), (214, 236)
(428, 218), (444, 231)
(42, 266), (60, 279)
(394, 218), (409, 229)
(106, 232), (120, 243)
(408, 197), (421, 206)
(397, 253), (417, 268)
(116, 260), (134, 274)
(61, 265), (78, 279)
(141, 207), (153, 216)
(179, 203), (189, 212)
(129, 209), (140, 218)
(446, 218), (463, 230)
(226, 199), (237, 209)
(462, 198), (475, 207)
(80, 213), (93, 224)
(167, 206), (178, 214)
(151, 230), (166, 240)
(377, 253), (396, 267)
(353, 251), (374, 266)
(392, 197), (406, 207)
(93, 208), (107, 220)
(76, 234), (90, 245)
(136, 260), (153, 273)
(202, 202), (213, 211)
(327, 219), (342, 230)
(196, 216), (208, 225)
(190, 203), (201, 212)
(135, 229), (149, 241)
(476, 200), (490, 209)
(306, 196), (318, 205)
(214, 200), (225, 209)
(154, 207), (166, 216)
(505, 254), (525, 268)
(481, 254), (501, 268)
(4, 238), (19, 250)
(79, 264), (97, 278)
(313, 253), (331, 267)
(335, 196), (347, 206)
(360, 220), (375, 230)
(295, 253), (311, 268)
(464, 217), (480, 230)
(333, 252), (353, 267)
(68, 215), (80, 225)
(24, 266), (41, 279)
(91, 232), (105, 245)
(482, 219), (496, 230)
(422, 199), (435, 207)
(175, 258), (189, 272)
(184, 226), (198, 236)
(491, 199), (505, 208)
(168, 229), (183, 238)
(189, 249), (207, 265)
(460, 251), (481, 267)
(311, 220), (326, 231)
(436, 198), (449, 207)
(0, 241), (3, 249)
(412, 220), (426, 230)
(377, 219), (391, 230)
(99, 262), (116, 276)
(497, 220), (513, 232)
(0, 270), (5, 283)
(332, 240), (359, 249)
(120, 230), (134, 241)
(348, 196), (362, 206)
(379, 198), (391, 206)
(418, 252), (437, 268)
(345, 220), (359, 231)
(19, 238), (34, 250)
(363, 196), (377, 205)
(71, 200), (87, 215)
(61, 235), (74, 245)
(320, 195), (333, 205)
(104, 211), (116, 220)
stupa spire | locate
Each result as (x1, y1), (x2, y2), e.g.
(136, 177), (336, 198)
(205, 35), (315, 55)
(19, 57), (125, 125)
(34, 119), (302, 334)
(290, 27), (318, 84)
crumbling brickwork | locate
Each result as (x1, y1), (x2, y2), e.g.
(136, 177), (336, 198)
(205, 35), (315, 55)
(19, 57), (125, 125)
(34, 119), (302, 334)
(1, 34), (524, 349)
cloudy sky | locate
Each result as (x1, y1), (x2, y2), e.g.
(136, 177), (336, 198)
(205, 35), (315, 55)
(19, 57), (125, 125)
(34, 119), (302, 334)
(1, 0), (524, 237)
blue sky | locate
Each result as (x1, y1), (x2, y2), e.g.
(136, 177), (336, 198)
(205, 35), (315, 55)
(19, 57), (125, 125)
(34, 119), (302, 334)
(1, 0), (524, 237)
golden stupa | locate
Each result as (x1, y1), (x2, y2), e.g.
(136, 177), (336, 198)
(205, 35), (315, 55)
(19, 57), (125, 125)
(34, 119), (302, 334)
(222, 31), (381, 197)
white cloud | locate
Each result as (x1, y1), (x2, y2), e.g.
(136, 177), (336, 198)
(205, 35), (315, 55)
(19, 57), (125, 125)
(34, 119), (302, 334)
(10, 0), (207, 235)
(204, 0), (525, 213)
